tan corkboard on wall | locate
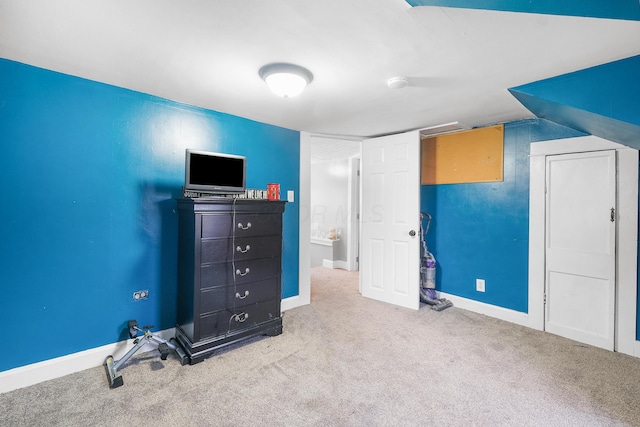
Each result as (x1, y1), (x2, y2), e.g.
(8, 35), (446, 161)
(421, 124), (504, 185)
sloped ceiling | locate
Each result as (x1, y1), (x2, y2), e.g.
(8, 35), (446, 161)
(510, 56), (640, 149)
(406, 0), (640, 21)
(0, 0), (639, 139)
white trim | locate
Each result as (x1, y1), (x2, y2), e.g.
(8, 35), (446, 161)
(0, 328), (176, 394)
(530, 136), (628, 156)
(615, 148), (639, 355)
(298, 132), (312, 308)
(528, 153), (546, 331)
(322, 259), (349, 270)
(347, 154), (361, 271)
(439, 292), (529, 327)
(1, 289), (307, 394)
(281, 295), (302, 311)
(528, 135), (639, 357)
(322, 259), (335, 268)
(335, 260), (349, 270)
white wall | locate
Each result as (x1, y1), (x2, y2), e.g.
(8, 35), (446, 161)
(310, 158), (350, 265)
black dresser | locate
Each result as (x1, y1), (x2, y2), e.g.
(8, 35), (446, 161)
(175, 198), (286, 364)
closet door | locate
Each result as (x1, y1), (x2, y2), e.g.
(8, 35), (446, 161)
(545, 150), (616, 350)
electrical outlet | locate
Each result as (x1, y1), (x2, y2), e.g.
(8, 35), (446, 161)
(476, 279), (485, 293)
(133, 290), (149, 300)
(287, 190), (295, 203)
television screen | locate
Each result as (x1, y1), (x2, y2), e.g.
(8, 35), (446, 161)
(184, 149), (246, 195)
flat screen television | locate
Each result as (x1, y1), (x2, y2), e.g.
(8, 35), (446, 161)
(184, 149), (246, 195)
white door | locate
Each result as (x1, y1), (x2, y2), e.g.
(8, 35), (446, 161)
(545, 150), (616, 350)
(360, 131), (420, 310)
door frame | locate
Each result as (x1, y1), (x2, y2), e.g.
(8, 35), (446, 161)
(347, 154), (361, 272)
(528, 135), (638, 355)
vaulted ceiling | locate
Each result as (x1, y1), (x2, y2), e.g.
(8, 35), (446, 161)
(1, 0), (639, 139)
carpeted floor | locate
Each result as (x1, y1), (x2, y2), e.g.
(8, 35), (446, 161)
(2, 267), (640, 426)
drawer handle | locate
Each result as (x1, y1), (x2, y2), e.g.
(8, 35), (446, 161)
(235, 267), (250, 276)
(233, 312), (249, 323)
(235, 290), (250, 299)
(237, 222), (252, 230)
(236, 245), (251, 253)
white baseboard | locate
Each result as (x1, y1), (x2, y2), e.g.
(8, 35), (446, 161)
(443, 292), (640, 357)
(0, 327), (175, 395)
(322, 259), (349, 270)
(1, 294), (310, 395)
(440, 292), (530, 327)
(281, 294), (308, 311)
(4, 295), (636, 394)
(322, 259), (334, 268)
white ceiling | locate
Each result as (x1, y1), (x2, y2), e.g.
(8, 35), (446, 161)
(2, 0), (640, 139)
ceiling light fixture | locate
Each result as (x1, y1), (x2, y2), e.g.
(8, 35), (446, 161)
(259, 63), (313, 98)
(387, 76), (408, 89)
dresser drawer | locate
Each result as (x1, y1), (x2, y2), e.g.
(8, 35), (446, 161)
(200, 257), (281, 288)
(199, 299), (281, 339)
(201, 235), (281, 264)
(200, 277), (281, 314)
(202, 213), (282, 238)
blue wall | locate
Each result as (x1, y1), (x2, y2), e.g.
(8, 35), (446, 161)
(0, 59), (300, 372)
(406, 0), (640, 21)
(421, 119), (585, 312)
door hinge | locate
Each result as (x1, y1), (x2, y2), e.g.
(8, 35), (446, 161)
(543, 293), (546, 305)
(610, 207), (616, 222)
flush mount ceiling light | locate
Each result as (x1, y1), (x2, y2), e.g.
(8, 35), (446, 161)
(259, 63), (314, 98)
(387, 76), (408, 89)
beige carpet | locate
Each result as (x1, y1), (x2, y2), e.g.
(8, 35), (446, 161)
(2, 267), (640, 426)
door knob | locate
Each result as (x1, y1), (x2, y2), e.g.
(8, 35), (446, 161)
(409, 230), (416, 237)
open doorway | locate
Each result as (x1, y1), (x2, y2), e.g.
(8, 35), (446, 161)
(309, 135), (361, 271)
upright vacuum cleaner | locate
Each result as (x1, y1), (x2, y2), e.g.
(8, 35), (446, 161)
(419, 212), (453, 311)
